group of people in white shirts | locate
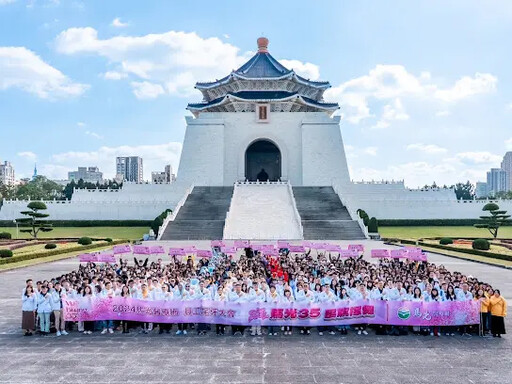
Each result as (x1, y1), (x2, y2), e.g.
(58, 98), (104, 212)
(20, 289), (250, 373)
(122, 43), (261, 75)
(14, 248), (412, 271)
(21, 252), (483, 338)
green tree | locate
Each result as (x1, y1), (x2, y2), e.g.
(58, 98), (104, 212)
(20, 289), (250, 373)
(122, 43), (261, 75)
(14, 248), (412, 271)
(474, 202), (511, 238)
(452, 181), (475, 200)
(16, 176), (63, 200)
(16, 201), (53, 239)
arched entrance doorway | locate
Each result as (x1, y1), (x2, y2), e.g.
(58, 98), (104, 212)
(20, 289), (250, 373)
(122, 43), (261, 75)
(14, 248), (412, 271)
(245, 140), (281, 181)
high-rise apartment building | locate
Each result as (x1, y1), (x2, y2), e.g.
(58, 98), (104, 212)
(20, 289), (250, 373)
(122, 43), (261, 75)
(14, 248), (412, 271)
(116, 157), (143, 183)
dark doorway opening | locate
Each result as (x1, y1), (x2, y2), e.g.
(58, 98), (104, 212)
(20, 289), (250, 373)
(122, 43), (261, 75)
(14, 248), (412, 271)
(245, 140), (281, 181)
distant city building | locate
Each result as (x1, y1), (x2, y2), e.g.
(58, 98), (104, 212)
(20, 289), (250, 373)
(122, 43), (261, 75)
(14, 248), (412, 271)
(475, 181), (488, 199)
(116, 157), (143, 183)
(0, 161), (15, 186)
(151, 164), (176, 184)
(501, 151), (512, 191)
(487, 168), (509, 197)
(52, 179), (71, 186)
(68, 166), (103, 184)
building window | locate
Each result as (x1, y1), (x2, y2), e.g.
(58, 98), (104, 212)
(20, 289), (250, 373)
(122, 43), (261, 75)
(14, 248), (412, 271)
(256, 104), (269, 122)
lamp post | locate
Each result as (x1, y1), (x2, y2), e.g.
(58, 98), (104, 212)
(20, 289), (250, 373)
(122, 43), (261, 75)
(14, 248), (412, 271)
(13, 219), (19, 239)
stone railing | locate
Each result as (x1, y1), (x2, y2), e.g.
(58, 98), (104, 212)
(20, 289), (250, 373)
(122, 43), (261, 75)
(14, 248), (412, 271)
(156, 184), (194, 240)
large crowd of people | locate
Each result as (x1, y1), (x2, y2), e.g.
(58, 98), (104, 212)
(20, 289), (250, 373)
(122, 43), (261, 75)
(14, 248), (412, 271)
(21, 248), (507, 338)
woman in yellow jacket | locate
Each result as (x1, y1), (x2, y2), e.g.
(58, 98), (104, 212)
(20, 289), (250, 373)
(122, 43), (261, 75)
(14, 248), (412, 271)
(489, 290), (507, 338)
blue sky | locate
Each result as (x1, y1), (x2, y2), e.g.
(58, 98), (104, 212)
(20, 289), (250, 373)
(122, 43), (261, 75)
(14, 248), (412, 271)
(1, 0), (511, 187)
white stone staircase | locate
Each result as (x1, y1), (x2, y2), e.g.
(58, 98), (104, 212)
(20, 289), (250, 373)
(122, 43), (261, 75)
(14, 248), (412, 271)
(223, 181), (303, 240)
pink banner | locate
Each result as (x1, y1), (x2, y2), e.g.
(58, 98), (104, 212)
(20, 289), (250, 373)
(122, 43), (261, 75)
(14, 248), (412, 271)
(220, 246), (237, 254)
(339, 249), (358, 257)
(211, 240), (225, 247)
(79, 253), (116, 263)
(63, 297), (479, 326)
(112, 244), (131, 254)
(371, 249), (390, 258)
(348, 244), (364, 252)
(169, 248), (186, 256)
(289, 245), (306, 253)
(234, 240), (250, 248)
(182, 246), (196, 253)
(277, 241), (290, 248)
(196, 249), (213, 258)
(149, 245), (165, 255)
(390, 249), (407, 259)
(133, 245), (150, 255)
(325, 244), (342, 252)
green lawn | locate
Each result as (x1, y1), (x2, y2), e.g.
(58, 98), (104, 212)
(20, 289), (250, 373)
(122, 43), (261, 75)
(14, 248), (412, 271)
(0, 226), (148, 240)
(380, 226), (512, 239)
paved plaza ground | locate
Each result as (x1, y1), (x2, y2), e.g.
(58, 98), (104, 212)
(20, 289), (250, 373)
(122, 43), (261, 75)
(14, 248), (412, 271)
(0, 243), (511, 384)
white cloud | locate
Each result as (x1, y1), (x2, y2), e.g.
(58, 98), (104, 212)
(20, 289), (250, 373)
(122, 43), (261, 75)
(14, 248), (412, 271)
(325, 64), (497, 125)
(506, 138), (512, 150)
(363, 146), (378, 156)
(223, 34), (230, 39)
(102, 71), (128, 80)
(279, 59), (320, 81)
(0, 46), (88, 99)
(435, 110), (451, 117)
(111, 17), (129, 28)
(54, 28), (316, 99)
(85, 131), (103, 139)
(17, 151), (37, 161)
(434, 73), (497, 102)
(46, 142), (183, 180)
(131, 81), (165, 99)
(0, 0), (16, 5)
(455, 151), (501, 165)
(406, 143), (447, 154)
(371, 98), (409, 129)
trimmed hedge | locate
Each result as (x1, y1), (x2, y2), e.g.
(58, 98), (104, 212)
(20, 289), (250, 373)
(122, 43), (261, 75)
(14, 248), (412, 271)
(368, 217), (378, 233)
(0, 232), (12, 239)
(439, 237), (453, 245)
(0, 220), (151, 228)
(105, 238), (113, 243)
(472, 238), (490, 251)
(378, 219), (512, 227)
(383, 238), (512, 262)
(44, 243), (57, 249)
(0, 239), (126, 266)
(78, 237), (92, 245)
(0, 249), (13, 258)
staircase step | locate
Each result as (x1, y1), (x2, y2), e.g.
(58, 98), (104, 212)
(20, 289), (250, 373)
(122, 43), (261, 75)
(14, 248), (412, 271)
(293, 187), (365, 240)
(159, 186), (233, 240)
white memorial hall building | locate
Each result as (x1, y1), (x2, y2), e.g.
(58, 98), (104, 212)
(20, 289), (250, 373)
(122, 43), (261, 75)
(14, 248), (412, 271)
(1, 38), (510, 240)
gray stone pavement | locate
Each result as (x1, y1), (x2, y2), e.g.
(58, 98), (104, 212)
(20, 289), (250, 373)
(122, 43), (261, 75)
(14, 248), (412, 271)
(0, 244), (511, 384)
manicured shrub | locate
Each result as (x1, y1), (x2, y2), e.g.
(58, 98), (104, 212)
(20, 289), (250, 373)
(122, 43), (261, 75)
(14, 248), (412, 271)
(0, 249), (13, 258)
(362, 215), (369, 226)
(105, 238), (113, 243)
(472, 238), (490, 251)
(0, 232), (12, 239)
(439, 237), (453, 245)
(44, 243), (57, 249)
(78, 237), (92, 246)
(368, 217), (379, 233)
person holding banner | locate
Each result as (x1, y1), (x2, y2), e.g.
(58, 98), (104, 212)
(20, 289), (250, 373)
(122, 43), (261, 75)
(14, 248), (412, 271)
(427, 288), (443, 337)
(282, 289), (294, 335)
(214, 285), (227, 335)
(489, 290), (507, 338)
(120, 285), (132, 333)
(229, 282), (247, 336)
(248, 281), (265, 336)
(266, 285), (281, 336)
(82, 286), (95, 335)
(100, 281), (115, 334)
